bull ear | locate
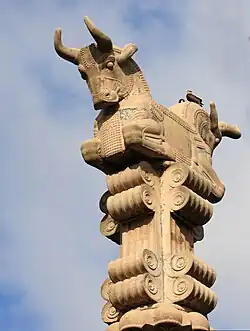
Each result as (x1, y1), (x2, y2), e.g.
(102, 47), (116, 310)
(117, 43), (138, 63)
(84, 16), (113, 52)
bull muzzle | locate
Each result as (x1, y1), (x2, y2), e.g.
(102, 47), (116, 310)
(88, 76), (121, 110)
(93, 90), (120, 110)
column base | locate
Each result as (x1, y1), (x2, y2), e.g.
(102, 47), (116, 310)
(106, 303), (211, 331)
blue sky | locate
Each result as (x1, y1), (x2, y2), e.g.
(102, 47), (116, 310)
(1, 0), (250, 330)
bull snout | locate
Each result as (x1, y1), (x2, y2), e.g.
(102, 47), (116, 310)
(93, 89), (120, 110)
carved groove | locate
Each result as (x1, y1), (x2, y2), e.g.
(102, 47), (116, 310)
(108, 249), (160, 283)
(169, 186), (213, 226)
(106, 162), (155, 195)
(189, 257), (216, 288)
(107, 184), (155, 222)
(109, 274), (161, 309)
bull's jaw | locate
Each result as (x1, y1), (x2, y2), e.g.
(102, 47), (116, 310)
(93, 101), (119, 111)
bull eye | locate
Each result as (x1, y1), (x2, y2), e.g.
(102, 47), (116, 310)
(106, 61), (114, 70)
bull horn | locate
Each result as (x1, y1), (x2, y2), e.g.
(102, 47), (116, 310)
(117, 43), (138, 63)
(54, 28), (79, 65)
(84, 16), (112, 52)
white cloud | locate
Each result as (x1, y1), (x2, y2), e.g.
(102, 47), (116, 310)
(1, 0), (249, 330)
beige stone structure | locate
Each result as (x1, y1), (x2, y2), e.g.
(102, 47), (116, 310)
(54, 16), (241, 331)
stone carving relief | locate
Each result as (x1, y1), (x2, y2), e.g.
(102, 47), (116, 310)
(54, 16), (241, 331)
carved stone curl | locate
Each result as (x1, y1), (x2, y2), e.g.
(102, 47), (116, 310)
(167, 253), (216, 288)
(102, 301), (122, 324)
(108, 249), (161, 283)
(168, 276), (217, 315)
(168, 186), (213, 226)
(109, 274), (162, 310)
(100, 214), (120, 244)
(106, 161), (156, 195)
(166, 163), (212, 200)
(107, 184), (156, 222)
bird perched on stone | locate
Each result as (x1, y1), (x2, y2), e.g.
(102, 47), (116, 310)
(186, 90), (203, 106)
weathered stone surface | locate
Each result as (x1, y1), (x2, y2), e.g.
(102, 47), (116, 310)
(54, 16), (241, 331)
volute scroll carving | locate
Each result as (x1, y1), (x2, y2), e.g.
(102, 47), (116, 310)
(108, 249), (161, 283)
(106, 184), (156, 222)
(109, 273), (162, 310)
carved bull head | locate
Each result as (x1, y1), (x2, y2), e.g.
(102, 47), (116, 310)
(54, 17), (138, 110)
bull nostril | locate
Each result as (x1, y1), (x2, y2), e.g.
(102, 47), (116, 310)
(105, 92), (110, 97)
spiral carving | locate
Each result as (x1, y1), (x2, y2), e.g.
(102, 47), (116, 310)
(107, 184), (155, 222)
(106, 162), (156, 195)
(101, 301), (121, 324)
(143, 249), (159, 272)
(166, 163), (212, 199)
(109, 274), (161, 309)
(171, 255), (188, 272)
(108, 250), (160, 283)
(100, 214), (120, 244)
(169, 186), (213, 226)
(171, 276), (217, 315)
(173, 278), (189, 296)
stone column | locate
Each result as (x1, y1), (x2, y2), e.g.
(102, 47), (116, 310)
(100, 161), (216, 331)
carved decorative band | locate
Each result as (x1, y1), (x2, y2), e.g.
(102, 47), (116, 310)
(101, 301), (122, 324)
(169, 254), (216, 288)
(172, 149), (192, 166)
(169, 186), (213, 226)
(109, 274), (161, 310)
(108, 249), (161, 283)
(166, 163), (212, 199)
(107, 184), (155, 222)
(169, 276), (217, 315)
(189, 257), (216, 288)
(106, 161), (155, 195)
